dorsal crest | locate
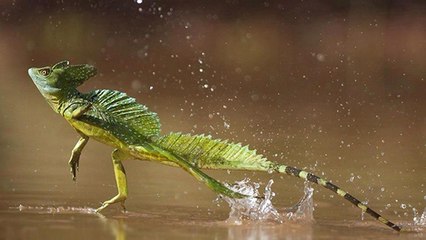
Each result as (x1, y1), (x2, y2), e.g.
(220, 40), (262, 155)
(87, 89), (161, 138)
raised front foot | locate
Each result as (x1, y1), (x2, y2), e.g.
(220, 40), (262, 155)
(68, 136), (89, 181)
(68, 154), (80, 181)
(96, 194), (127, 213)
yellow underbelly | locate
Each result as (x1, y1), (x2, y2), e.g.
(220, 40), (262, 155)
(67, 119), (173, 165)
(68, 119), (127, 150)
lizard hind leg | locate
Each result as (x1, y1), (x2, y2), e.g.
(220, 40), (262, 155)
(155, 148), (249, 199)
(96, 149), (130, 213)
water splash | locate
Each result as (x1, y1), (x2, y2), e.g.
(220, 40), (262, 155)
(413, 207), (426, 226)
(219, 178), (314, 225)
(284, 181), (315, 222)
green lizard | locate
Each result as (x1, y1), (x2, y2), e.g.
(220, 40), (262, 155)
(28, 60), (401, 231)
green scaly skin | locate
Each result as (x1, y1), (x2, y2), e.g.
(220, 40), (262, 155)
(28, 61), (401, 232)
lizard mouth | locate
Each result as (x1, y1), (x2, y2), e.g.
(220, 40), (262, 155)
(28, 67), (61, 95)
(28, 68), (36, 78)
(28, 68), (42, 84)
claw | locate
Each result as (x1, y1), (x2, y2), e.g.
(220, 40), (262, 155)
(96, 202), (109, 213)
(120, 202), (127, 213)
(95, 194), (127, 213)
(68, 154), (80, 181)
(69, 163), (77, 181)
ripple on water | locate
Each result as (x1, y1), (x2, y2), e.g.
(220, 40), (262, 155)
(12, 204), (97, 214)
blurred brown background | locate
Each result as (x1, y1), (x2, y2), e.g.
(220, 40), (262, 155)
(0, 0), (425, 231)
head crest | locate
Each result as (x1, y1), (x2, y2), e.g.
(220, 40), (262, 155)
(54, 60), (97, 87)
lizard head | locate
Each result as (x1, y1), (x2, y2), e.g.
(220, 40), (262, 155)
(28, 60), (97, 96)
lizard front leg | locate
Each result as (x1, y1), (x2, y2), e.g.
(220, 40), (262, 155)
(69, 135), (89, 181)
(96, 149), (130, 212)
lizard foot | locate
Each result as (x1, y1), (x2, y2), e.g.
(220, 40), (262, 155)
(95, 194), (127, 213)
(68, 154), (80, 181)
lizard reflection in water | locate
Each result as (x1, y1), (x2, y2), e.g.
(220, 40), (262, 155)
(28, 60), (401, 232)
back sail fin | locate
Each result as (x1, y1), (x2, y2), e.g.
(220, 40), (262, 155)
(86, 89), (161, 138)
(154, 132), (402, 232)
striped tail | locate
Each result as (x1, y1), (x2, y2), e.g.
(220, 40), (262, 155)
(276, 164), (402, 232)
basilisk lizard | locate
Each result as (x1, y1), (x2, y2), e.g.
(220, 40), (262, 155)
(28, 60), (401, 231)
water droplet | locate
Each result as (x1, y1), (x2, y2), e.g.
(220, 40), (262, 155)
(131, 80), (142, 90)
(316, 53), (325, 62)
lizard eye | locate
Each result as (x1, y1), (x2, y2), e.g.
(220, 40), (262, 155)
(38, 68), (51, 76)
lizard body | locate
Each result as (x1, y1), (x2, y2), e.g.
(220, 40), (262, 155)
(28, 61), (401, 231)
